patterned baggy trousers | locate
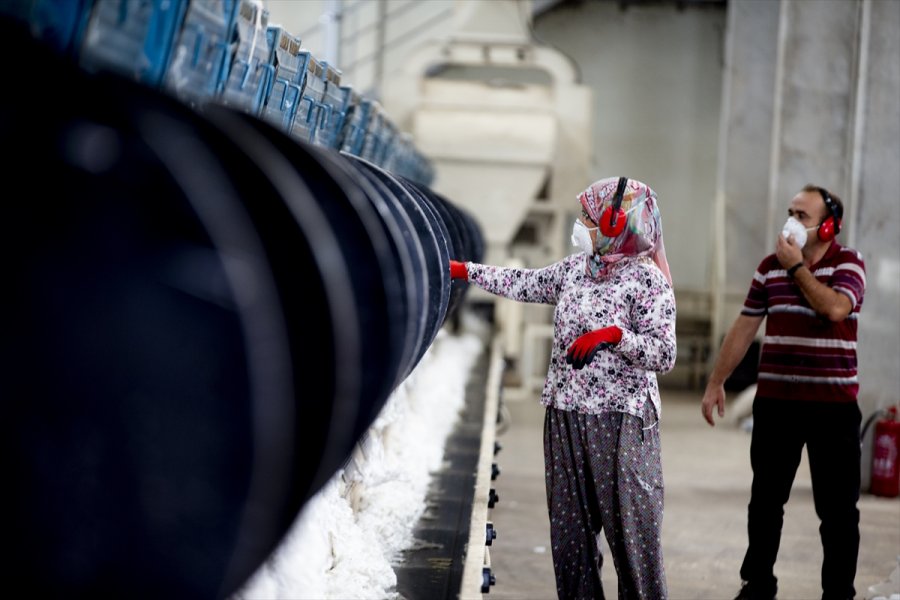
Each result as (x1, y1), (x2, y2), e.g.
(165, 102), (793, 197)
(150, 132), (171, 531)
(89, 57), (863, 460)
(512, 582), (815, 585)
(543, 402), (667, 600)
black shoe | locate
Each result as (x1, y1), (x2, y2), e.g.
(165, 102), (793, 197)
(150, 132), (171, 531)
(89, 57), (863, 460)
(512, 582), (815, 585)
(734, 581), (776, 600)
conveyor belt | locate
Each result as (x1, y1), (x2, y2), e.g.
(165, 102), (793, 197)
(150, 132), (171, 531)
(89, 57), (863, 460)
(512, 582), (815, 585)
(394, 345), (491, 599)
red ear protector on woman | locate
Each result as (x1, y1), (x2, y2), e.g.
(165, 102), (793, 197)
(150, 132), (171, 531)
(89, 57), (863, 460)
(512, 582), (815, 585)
(598, 177), (630, 237)
(817, 187), (842, 242)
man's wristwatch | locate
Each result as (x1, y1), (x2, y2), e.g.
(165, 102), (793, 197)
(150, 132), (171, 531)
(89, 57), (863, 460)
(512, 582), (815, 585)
(787, 262), (804, 278)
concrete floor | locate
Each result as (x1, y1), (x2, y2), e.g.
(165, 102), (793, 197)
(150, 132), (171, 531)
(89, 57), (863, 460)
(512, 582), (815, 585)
(486, 388), (900, 600)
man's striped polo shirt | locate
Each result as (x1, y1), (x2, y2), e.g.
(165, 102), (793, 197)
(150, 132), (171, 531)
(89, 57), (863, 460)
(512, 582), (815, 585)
(741, 242), (866, 403)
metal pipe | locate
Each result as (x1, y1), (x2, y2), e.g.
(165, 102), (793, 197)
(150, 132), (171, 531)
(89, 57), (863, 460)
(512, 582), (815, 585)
(322, 0), (343, 68)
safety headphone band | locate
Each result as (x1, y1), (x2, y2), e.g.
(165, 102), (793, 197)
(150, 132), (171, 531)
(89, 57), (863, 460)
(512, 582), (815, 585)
(818, 186), (842, 236)
(607, 177), (629, 231)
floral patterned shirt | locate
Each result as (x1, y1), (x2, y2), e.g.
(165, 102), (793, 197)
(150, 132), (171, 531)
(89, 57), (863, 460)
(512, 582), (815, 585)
(466, 253), (676, 421)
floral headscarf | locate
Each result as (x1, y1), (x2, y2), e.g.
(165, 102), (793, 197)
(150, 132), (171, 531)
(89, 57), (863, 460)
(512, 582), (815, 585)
(578, 177), (672, 285)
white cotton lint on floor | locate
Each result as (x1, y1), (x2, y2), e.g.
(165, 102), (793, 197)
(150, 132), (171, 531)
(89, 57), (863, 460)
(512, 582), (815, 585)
(235, 328), (486, 600)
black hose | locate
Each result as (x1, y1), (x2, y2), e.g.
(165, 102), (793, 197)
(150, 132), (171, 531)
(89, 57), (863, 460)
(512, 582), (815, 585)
(860, 408), (890, 448)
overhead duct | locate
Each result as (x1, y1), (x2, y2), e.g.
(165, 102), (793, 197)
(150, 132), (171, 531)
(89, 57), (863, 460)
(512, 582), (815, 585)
(385, 0), (593, 392)
(387, 0), (591, 264)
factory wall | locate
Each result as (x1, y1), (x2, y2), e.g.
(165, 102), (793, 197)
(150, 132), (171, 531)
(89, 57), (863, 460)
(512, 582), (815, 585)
(715, 0), (900, 434)
(532, 1), (727, 292)
(852, 0), (900, 416)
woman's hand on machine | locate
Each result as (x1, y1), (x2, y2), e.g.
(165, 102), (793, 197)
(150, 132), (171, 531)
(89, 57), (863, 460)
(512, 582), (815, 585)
(449, 260), (468, 281)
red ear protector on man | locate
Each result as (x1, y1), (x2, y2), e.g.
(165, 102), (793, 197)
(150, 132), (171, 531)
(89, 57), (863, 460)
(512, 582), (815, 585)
(817, 187), (843, 242)
(598, 177), (630, 237)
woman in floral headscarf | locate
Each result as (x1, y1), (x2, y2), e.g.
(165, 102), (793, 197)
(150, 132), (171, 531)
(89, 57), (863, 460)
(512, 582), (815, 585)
(450, 177), (676, 599)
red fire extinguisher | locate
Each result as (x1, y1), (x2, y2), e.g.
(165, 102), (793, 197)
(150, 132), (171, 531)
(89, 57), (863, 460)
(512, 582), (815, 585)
(870, 406), (900, 498)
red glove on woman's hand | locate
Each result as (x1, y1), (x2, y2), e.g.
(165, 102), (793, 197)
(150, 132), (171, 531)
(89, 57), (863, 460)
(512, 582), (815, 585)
(449, 260), (469, 281)
(565, 326), (622, 370)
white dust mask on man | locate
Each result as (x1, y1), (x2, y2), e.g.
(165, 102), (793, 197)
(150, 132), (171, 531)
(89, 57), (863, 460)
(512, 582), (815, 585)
(782, 216), (817, 248)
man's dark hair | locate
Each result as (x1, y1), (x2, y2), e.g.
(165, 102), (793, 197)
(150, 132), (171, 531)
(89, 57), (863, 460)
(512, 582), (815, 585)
(802, 183), (844, 223)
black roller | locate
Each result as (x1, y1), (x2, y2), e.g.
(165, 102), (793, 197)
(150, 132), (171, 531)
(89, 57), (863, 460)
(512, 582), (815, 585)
(443, 197), (485, 264)
(215, 109), (414, 440)
(0, 15), (487, 599)
(430, 191), (486, 319)
(1, 31), (300, 599)
(340, 154), (430, 380)
(181, 105), (373, 513)
(196, 106), (467, 502)
(465, 206), (486, 264)
(344, 155), (447, 372)
(404, 181), (469, 320)
(333, 154), (422, 391)
(397, 175), (452, 332)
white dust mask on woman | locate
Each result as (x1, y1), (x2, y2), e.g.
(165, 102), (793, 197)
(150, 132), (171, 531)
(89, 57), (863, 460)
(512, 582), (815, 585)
(571, 219), (598, 255)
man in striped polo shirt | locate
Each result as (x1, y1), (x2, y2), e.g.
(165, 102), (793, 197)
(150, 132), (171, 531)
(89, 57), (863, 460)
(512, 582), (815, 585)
(701, 184), (866, 600)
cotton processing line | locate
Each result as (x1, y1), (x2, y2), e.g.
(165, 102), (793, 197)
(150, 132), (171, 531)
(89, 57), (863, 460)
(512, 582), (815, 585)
(0, 3), (487, 597)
